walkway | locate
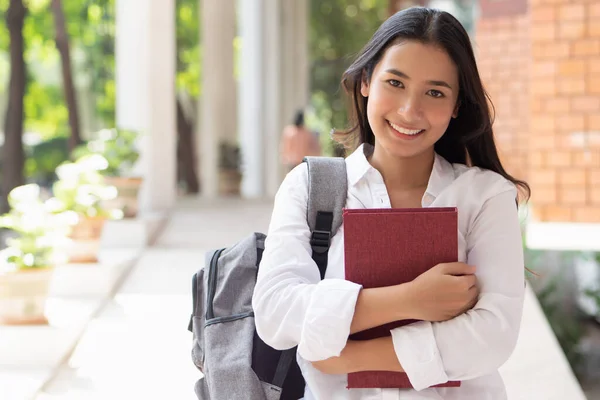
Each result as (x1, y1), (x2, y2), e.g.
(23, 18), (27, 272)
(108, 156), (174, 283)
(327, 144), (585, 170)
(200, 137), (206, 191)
(1, 197), (588, 399)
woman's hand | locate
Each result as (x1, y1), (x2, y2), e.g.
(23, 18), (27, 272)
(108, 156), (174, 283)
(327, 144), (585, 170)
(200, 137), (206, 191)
(408, 262), (479, 322)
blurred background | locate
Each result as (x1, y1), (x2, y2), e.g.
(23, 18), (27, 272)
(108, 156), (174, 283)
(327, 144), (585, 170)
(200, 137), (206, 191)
(1, 0), (600, 399)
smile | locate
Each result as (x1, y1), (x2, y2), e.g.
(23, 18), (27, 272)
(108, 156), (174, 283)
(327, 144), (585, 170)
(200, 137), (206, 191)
(387, 121), (425, 137)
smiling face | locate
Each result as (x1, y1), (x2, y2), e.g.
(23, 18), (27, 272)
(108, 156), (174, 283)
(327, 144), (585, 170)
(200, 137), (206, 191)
(361, 40), (460, 160)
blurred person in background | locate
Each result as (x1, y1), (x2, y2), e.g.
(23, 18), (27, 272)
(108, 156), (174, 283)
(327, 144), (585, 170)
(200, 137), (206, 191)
(280, 109), (322, 172)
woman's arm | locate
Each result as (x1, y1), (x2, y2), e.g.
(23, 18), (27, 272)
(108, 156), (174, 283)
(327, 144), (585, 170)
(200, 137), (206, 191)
(253, 164), (417, 362)
(389, 187), (525, 390)
(312, 337), (404, 375)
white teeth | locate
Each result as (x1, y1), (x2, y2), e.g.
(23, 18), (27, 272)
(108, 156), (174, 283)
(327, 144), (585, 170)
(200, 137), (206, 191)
(389, 121), (422, 135)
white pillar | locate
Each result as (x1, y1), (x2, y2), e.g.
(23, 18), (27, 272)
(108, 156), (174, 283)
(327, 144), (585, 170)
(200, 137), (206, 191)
(280, 0), (310, 125)
(199, 0), (237, 198)
(115, 0), (177, 215)
(264, 0), (282, 198)
(238, 0), (265, 198)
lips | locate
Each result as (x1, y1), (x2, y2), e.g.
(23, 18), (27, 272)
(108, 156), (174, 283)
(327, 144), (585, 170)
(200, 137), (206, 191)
(387, 120), (425, 137)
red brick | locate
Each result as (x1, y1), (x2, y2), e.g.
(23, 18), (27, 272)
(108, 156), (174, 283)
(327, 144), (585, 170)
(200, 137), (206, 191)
(572, 40), (600, 56)
(561, 188), (587, 205)
(573, 208), (600, 223)
(532, 6), (557, 22)
(572, 96), (600, 112)
(557, 79), (586, 94)
(532, 61), (556, 77)
(530, 135), (557, 150)
(530, 151), (546, 167)
(532, 115), (556, 132)
(589, 115), (600, 130)
(573, 152), (600, 168)
(556, 115), (586, 132)
(589, 20), (600, 37)
(545, 206), (573, 221)
(589, 77), (600, 94)
(533, 42), (570, 59)
(558, 60), (586, 76)
(532, 186), (558, 205)
(547, 151), (572, 167)
(590, 188), (600, 204)
(558, 169), (587, 185)
(531, 99), (543, 113)
(532, 24), (556, 41)
(558, 21), (586, 39)
(544, 98), (571, 112)
(590, 58), (600, 74)
(530, 168), (557, 185)
(560, 4), (586, 20)
(591, 170), (600, 185)
(531, 79), (557, 96)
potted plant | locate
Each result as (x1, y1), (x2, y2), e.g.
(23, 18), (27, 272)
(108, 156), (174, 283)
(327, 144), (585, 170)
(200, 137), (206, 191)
(52, 154), (121, 263)
(0, 184), (72, 325)
(218, 141), (242, 196)
(74, 128), (142, 218)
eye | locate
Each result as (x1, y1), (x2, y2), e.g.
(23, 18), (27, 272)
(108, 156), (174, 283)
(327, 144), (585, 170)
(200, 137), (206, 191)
(427, 89), (445, 98)
(387, 79), (403, 88)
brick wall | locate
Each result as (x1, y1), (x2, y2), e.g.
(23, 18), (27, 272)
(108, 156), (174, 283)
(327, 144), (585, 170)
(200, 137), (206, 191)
(476, 0), (600, 223)
(475, 13), (531, 189)
(529, 0), (600, 222)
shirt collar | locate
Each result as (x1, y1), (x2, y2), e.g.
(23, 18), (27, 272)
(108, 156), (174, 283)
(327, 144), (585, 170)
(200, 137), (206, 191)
(345, 143), (456, 200)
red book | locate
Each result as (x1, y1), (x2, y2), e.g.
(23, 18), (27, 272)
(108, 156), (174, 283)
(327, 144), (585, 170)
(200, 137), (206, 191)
(343, 207), (461, 389)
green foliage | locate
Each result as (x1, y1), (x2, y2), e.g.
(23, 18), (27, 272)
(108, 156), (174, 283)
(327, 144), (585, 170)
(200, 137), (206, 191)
(176, 0), (201, 98)
(536, 273), (586, 377)
(26, 136), (69, 184)
(0, 184), (72, 270)
(309, 0), (388, 155)
(73, 128), (139, 177)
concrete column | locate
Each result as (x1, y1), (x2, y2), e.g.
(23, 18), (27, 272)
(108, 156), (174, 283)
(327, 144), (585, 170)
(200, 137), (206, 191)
(238, 0), (265, 198)
(263, 0), (282, 197)
(115, 0), (177, 215)
(237, 0), (309, 198)
(199, 0), (237, 198)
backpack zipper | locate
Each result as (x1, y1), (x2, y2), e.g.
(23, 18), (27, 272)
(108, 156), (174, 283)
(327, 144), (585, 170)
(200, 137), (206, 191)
(205, 311), (254, 327)
(206, 248), (225, 320)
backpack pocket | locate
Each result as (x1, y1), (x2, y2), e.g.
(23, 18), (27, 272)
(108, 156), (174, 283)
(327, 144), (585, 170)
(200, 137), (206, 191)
(190, 269), (206, 372)
(204, 315), (282, 400)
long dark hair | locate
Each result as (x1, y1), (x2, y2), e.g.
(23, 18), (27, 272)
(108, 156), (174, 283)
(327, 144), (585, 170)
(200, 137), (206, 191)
(334, 7), (530, 202)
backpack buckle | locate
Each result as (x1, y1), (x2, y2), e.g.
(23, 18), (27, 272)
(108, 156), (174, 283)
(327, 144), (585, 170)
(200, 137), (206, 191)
(310, 230), (331, 253)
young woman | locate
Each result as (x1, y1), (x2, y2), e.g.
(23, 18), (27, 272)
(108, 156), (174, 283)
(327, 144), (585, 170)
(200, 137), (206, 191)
(254, 7), (529, 400)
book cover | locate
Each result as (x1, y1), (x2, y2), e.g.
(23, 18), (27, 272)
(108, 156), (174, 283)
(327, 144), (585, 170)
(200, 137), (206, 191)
(343, 207), (461, 389)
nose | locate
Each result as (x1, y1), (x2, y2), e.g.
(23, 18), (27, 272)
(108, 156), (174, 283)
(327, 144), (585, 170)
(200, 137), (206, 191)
(397, 94), (423, 123)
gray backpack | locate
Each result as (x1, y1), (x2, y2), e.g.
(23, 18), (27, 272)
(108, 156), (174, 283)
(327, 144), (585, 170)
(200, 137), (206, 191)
(188, 157), (348, 400)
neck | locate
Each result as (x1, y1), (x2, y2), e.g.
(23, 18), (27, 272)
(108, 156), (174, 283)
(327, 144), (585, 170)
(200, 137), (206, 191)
(368, 145), (434, 191)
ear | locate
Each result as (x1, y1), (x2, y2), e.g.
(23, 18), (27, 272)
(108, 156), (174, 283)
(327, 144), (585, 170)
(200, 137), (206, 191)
(452, 100), (461, 118)
(360, 72), (370, 98)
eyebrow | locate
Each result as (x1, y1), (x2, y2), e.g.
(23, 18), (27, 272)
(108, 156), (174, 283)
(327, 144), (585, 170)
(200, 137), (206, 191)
(384, 68), (454, 90)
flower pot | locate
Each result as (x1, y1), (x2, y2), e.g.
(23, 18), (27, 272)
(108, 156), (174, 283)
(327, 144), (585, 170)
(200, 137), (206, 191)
(218, 169), (242, 196)
(66, 217), (106, 263)
(103, 176), (143, 218)
(0, 267), (54, 325)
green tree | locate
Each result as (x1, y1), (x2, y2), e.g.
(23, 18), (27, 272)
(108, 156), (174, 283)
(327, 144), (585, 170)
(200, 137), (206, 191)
(2, 0), (28, 213)
(309, 0), (388, 155)
(51, 0), (82, 152)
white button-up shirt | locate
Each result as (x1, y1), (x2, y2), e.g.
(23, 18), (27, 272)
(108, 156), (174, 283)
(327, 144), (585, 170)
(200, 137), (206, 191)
(253, 144), (525, 400)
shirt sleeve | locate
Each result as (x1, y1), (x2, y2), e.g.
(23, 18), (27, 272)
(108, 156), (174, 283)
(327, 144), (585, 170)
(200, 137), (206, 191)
(390, 186), (525, 391)
(252, 163), (362, 362)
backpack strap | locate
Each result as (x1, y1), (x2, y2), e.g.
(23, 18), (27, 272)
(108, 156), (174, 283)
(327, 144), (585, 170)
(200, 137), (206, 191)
(303, 156), (347, 279)
(272, 157), (347, 395)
